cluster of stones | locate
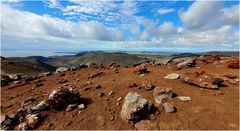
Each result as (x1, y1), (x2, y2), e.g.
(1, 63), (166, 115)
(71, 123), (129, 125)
(1, 85), (84, 130)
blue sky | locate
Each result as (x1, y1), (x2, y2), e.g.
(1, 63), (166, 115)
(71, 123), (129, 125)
(1, 0), (239, 56)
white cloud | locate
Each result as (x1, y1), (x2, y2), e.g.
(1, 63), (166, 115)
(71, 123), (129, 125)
(140, 21), (177, 40)
(222, 4), (239, 25)
(157, 8), (175, 15)
(173, 25), (238, 47)
(179, 1), (239, 30)
(1, 1), (239, 53)
(1, 4), (123, 41)
(179, 1), (224, 29)
(158, 21), (176, 35)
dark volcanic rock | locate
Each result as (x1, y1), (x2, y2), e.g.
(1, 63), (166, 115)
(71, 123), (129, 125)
(1, 75), (12, 86)
(1, 114), (18, 130)
(182, 71), (224, 89)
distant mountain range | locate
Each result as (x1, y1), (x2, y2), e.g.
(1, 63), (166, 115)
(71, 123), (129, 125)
(1, 51), (239, 75)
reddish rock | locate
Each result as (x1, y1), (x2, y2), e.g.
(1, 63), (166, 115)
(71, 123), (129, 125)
(88, 70), (103, 79)
(142, 82), (155, 91)
(153, 87), (173, 104)
(133, 64), (148, 75)
(135, 120), (152, 130)
(226, 59), (239, 69)
(182, 71), (224, 89)
(58, 79), (68, 84)
(128, 83), (137, 88)
(223, 74), (238, 79)
(228, 78), (239, 85)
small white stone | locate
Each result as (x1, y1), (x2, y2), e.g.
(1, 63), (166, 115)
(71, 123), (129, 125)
(78, 104), (85, 110)
(177, 96), (191, 101)
(164, 73), (180, 80)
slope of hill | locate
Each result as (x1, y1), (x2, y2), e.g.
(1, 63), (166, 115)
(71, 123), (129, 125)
(1, 56), (56, 75)
(45, 51), (149, 67)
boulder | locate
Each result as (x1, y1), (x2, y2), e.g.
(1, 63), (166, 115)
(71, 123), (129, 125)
(226, 59), (239, 69)
(1, 75), (12, 86)
(164, 73), (180, 79)
(182, 71), (224, 89)
(8, 74), (21, 81)
(31, 101), (50, 112)
(121, 92), (152, 123)
(21, 98), (41, 113)
(153, 87), (173, 104)
(0, 114), (17, 130)
(47, 85), (81, 110)
(177, 57), (196, 69)
(133, 64), (148, 75)
(55, 67), (69, 74)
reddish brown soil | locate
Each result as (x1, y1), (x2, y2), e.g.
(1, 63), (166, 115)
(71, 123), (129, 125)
(1, 63), (239, 130)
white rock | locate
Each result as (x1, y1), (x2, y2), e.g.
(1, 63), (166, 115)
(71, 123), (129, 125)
(55, 67), (69, 74)
(78, 104), (85, 110)
(177, 96), (191, 101)
(164, 73), (180, 80)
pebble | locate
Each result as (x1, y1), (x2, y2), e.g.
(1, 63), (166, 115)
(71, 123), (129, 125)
(95, 84), (102, 89)
(117, 97), (123, 101)
(35, 83), (44, 87)
(99, 92), (105, 97)
(13, 81), (21, 84)
(83, 86), (91, 91)
(177, 96), (191, 101)
(108, 91), (114, 96)
(78, 104), (85, 110)
(139, 74), (146, 77)
(66, 104), (78, 111)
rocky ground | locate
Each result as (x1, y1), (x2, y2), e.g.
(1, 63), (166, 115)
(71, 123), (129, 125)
(1, 54), (239, 130)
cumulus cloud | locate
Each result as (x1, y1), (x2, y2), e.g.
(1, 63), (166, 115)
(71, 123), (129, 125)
(140, 21), (177, 40)
(1, 1), (239, 53)
(157, 8), (175, 15)
(179, 1), (239, 30)
(1, 4), (123, 41)
(179, 1), (224, 29)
